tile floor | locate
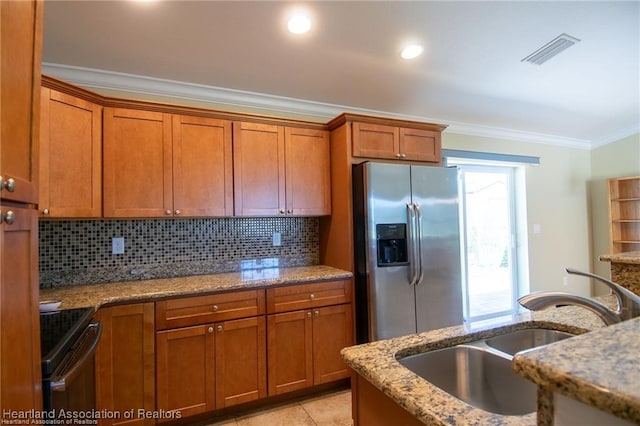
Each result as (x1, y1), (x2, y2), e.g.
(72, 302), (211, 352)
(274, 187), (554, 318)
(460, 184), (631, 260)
(206, 389), (353, 426)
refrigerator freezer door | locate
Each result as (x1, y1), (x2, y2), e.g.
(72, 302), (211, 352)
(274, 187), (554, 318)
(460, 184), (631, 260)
(364, 163), (417, 341)
(411, 166), (464, 332)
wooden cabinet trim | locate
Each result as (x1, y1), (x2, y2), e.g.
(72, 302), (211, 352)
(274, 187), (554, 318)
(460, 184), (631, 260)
(155, 289), (266, 330)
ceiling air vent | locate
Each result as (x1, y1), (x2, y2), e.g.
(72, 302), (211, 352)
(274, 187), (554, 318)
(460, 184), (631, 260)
(522, 33), (580, 65)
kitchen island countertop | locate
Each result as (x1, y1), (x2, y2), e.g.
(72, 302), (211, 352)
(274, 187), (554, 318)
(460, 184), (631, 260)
(600, 251), (640, 265)
(341, 296), (636, 425)
(40, 265), (352, 310)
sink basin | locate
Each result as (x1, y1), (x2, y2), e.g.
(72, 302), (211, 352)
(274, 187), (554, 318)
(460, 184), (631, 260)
(485, 328), (573, 356)
(398, 344), (536, 415)
(396, 328), (576, 415)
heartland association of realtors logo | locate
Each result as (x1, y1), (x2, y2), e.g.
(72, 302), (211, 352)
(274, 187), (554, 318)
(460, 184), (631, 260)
(1, 409), (182, 424)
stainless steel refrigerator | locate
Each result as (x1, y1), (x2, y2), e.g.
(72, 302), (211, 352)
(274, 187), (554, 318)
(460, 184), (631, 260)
(353, 162), (464, 343)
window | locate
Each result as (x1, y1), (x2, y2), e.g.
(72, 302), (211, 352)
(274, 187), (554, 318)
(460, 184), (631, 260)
(446, 150), (534, 323)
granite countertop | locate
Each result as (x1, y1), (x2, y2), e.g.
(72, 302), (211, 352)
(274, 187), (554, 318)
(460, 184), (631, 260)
(513, 316), (640, 424)
(599, 251), (640, 265)
(341, 297), (618, 426)
(39, 265), (352, 310)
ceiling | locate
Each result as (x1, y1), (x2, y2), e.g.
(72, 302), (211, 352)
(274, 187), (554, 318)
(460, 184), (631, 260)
(42, 1), (640, 148)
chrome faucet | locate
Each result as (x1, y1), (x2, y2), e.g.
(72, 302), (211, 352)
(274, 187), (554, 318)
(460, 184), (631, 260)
(518, 268), (640, 326)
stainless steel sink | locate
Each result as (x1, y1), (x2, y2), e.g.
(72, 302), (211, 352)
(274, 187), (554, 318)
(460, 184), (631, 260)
(485, 328), (573, 356)
(398, 344), (536, 415)
(396, 328), (576, 415)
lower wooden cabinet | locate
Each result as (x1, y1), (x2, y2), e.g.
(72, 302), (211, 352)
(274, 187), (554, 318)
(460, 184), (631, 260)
(267, 303), (353, 396)
(94, 303), (155, 426)
(156, 316), (266, 418)
(95, 282), (351, 424)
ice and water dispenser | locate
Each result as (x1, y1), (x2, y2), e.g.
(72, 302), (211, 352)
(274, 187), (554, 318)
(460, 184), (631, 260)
(376, 224), (409, 266)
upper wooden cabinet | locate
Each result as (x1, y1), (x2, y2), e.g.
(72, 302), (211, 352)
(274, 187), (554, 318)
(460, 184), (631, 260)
(233, 122), (331, 216)
(40, 88), (102, 217)
(608, 176), (640, 254)
(233, 122), (285, 216)
(352, 122), (441, 163)
(172, 115), (233, 217)
(285, 127), (331, 216)
(103, 108), (233, 218)
(0, 0), (41, 205)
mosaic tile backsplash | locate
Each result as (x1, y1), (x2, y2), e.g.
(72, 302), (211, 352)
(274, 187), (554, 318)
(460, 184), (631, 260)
(39, 217), (319, 288)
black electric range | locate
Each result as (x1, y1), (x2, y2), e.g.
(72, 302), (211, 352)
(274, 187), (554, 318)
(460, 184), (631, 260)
(40, 307), (100, 413)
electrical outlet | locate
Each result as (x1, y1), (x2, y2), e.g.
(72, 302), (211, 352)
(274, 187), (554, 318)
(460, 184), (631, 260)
(272, 232), (282, 247)
(112, 237), (125, 255)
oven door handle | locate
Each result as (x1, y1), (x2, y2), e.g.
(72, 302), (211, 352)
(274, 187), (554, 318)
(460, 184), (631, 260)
(50, 321), (102, 392)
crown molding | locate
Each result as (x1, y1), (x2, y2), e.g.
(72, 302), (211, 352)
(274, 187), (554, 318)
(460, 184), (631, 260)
(43, 63), (599, 149)
(591, 124), (640, 149)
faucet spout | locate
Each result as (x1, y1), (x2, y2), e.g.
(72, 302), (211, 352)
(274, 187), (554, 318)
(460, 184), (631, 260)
(518, 291), (622, 325)
(518, 268), (640, 326)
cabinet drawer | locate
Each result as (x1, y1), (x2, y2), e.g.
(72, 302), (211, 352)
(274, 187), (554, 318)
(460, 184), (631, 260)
(156, 289), (265, 330)
(266, 280), (352, 314)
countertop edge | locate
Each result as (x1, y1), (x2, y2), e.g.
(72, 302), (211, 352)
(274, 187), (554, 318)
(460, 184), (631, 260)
(39, 265), (353, 311)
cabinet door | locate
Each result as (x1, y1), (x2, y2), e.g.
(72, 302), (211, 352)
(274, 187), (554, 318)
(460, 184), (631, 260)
(267, 310), (313, 396)
(399, 128), (441, 163)
(156, 325), (215, 418)
(0, 0), (41, 205)
(233, 122), (285, 216)
(351, 122), (399, 160)
(312, 304), (353, 385)
(103, 108), (172, 217)
(0, 206), (41, 411)
(172, 115), (233, 217)
(95, 303), (155, 426)
(285, 127), (331, 216)
(215, 316), (267, 408)
(39, 88), (102, 217)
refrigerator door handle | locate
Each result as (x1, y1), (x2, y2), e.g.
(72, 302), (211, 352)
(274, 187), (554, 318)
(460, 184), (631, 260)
(406, 202), (418, 285)
(414, 203), (424, 285)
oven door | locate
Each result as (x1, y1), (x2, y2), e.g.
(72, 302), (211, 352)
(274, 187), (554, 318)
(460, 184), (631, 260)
(44, 321), (102, 413)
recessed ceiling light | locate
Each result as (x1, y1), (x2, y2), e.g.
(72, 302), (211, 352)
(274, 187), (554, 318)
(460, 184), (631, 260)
(401, 44), (424, 60)
(288, 14), (311, 34)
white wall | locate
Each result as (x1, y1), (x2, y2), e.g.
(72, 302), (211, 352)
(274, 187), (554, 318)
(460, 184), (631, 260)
(443, 133), (593, 297)
(590, 133), (640, 294)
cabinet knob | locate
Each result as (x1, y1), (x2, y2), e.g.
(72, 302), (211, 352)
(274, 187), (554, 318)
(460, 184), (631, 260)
(43, 208), (50, 216)
(207, 326), (214, 334)
(309, 294), (315, 300)
(174, 209), (181, 216)
(400, 153), (407, 159)
(287, 209), (293, 214)
(165, 210), (172, 216)
(396, 153), (401, 158)
(217, 325), (223, 332)
(212, 305), (219, 312)
(307, 312), (312, 318)
(1, 177), (16, 192)
(279, 209), (285, 215)
(2, 210), (15, 225)
(314, 310), (319, 317)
